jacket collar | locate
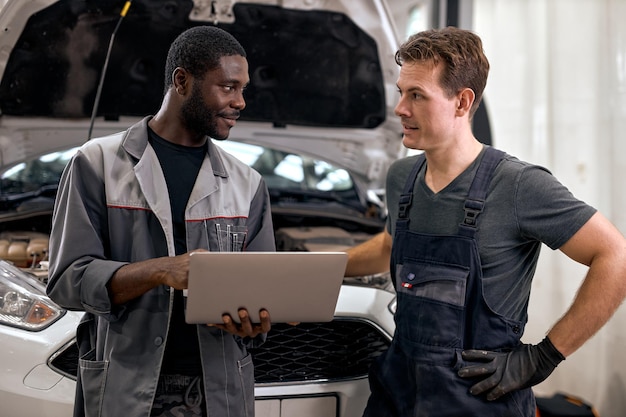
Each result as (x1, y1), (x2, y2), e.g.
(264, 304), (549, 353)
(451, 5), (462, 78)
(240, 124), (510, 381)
(122, 116), (229, 178)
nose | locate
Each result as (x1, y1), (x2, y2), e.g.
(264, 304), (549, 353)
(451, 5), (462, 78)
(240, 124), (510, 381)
(394, 95), (409, 118)
(232, 91), (246, 110)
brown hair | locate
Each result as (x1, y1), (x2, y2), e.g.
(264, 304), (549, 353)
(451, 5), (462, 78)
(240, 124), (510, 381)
(395, 27), (489, 118)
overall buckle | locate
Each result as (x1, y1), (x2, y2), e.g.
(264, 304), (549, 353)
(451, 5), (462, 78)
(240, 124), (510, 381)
(398, 194), (412, 219)
(462, 200), (484, 227)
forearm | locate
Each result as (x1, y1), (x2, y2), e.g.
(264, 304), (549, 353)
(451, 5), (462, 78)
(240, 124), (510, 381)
(546, 212), (626, 357)
(345, 231), (392, 277)
(108, 253), (191, 304)
(547, 259), (626, 357)
(108, 260), (164, 304)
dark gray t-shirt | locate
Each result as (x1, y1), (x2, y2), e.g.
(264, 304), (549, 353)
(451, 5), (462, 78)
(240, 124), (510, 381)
(385, 146), (597, 321)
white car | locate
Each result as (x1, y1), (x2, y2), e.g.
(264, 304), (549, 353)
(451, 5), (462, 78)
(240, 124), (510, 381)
(0, 0), (403, 416)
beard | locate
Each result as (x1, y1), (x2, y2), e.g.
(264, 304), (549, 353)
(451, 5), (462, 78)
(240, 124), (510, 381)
(180, 82), (227, 140)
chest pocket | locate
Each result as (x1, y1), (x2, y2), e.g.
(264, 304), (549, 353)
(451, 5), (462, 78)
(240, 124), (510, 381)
(395, 261), (469, 349)
(396, 262), (468, 306)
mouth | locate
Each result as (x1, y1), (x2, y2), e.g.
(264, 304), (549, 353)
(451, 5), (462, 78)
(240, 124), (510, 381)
(221, 115), (239, 128)
(400, 119), (418, 131)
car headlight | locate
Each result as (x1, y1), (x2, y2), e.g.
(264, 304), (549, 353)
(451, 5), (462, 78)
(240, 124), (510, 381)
(0, 261), (64, 331)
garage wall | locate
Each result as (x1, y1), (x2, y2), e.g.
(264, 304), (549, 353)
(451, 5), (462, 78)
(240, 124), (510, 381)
(473, 2), (626, 416)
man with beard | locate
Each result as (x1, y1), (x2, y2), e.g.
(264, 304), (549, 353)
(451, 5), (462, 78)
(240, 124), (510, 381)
(47, 26), (275, 417)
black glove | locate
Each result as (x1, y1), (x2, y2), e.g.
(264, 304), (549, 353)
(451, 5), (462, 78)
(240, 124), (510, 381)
(457, 336), (565, 401)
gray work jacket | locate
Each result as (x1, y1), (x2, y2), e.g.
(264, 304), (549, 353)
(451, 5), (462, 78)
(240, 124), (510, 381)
(47, 117), (275, 417)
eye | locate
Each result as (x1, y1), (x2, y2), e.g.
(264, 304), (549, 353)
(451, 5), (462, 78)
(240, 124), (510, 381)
(396, 88), (421, 100)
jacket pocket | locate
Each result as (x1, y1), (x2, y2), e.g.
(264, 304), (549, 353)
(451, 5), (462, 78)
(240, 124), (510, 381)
(237, 353), (255, 417)
(78, 348), (108, 417)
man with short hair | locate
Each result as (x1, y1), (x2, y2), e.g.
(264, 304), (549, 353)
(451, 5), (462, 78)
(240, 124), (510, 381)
(48, 26), (275, 417)
(345, 26), (626, 416)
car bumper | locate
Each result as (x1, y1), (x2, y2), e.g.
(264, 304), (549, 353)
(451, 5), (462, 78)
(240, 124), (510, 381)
(0, 286), (395, 417)
(0, 311), (79, 417)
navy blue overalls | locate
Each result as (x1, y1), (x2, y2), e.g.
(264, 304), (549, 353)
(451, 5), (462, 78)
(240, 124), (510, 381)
(363, 148), (535, 417)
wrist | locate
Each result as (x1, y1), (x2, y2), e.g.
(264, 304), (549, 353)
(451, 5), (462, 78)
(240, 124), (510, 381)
(539, 336), (566, 366)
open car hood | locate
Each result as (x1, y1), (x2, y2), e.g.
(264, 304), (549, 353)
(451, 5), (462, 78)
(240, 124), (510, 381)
(0, 0), (405, 189)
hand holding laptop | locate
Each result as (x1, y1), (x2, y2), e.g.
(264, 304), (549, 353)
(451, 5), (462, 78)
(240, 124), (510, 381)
(209, 307), (272, 338)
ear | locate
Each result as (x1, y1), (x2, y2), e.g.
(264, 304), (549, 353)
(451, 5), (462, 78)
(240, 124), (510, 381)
(456, 87), (475, 117)
(172, 67), (189, 95)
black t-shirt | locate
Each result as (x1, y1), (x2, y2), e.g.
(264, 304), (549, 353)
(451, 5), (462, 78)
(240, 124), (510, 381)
(149, 128), (205, 375)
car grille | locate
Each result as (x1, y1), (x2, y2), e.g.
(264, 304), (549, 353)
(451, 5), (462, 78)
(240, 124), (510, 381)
(49, 319), (390, 383)
(250, 319), (390, 383)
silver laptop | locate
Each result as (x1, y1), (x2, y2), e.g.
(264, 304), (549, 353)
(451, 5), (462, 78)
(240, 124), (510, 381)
(185, 251), (348, 324)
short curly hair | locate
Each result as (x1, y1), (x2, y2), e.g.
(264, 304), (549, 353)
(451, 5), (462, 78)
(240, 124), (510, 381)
(163, 25), (246, 93)
(396, 27), (489, 118)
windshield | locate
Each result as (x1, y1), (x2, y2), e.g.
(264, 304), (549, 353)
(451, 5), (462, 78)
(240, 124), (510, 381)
(0, 142), (357, 199)
(0, 147), (79, 196)
(215, 141), (354, 193)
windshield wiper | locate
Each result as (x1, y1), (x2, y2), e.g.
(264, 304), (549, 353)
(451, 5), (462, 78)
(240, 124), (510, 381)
(269, 188), (363, 212)
(0, 184), (58, 204)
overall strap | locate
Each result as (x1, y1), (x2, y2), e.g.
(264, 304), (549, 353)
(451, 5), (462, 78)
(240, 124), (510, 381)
(458, 147), (506, 237)
(396, 154), (426, 231)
